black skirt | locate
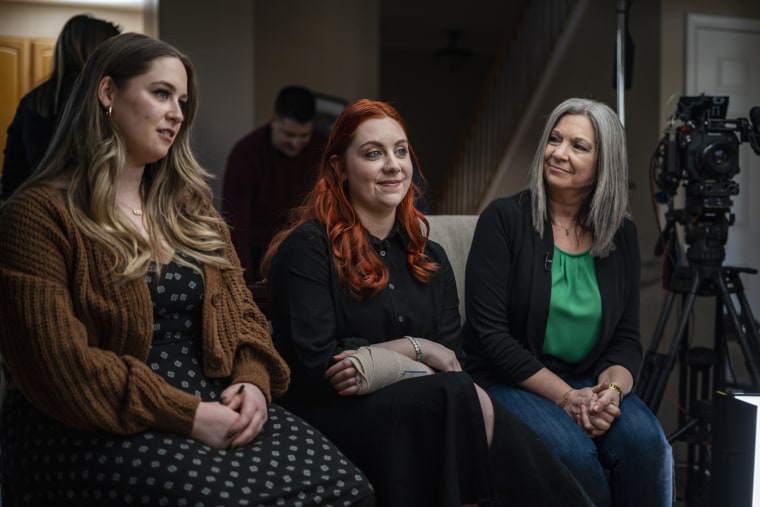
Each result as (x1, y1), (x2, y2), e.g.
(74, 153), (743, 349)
(282, 371), (594, 507)
(288, 372), (491, 507)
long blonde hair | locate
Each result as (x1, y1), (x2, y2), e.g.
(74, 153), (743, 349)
(18, 33), (233, 280)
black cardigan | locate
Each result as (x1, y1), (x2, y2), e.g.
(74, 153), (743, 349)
(462, 190), (642, 387)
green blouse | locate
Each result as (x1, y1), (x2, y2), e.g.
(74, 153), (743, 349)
(542, 246), (602, 363)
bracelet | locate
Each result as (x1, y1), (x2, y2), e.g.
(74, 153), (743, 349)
(608, 383), (624, 402)
(558, 388), (573, 409)
(404, 336), (423, 363)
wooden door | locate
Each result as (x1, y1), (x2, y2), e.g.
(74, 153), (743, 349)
(31, 38), (55, 86)
(0, 36), (55, 179)
(0, 37), (30, 176)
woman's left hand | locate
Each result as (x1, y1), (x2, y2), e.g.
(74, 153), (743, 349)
(577, 382), (621, 438)
(326, 350), (361, 396)
(220, 382), (269, 448)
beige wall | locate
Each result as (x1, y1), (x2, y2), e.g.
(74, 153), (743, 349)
(252, 0), (380, 127)
(0, 1), (144, 37)
(158, 0), (255, 200)
(161, 0), (380, 201)
(0, 0), (380, 203)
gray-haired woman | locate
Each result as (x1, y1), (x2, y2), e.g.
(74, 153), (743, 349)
(462, 98), (673, 507)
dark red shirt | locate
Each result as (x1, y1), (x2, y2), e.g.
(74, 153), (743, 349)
(221, 124), (326, 284)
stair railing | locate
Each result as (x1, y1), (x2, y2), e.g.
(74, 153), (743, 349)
(434, 0), (585, 214)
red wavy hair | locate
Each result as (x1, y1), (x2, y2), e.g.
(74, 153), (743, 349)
(260, 98), (437, 298)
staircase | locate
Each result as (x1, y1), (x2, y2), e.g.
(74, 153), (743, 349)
(433, 0), (589, 214)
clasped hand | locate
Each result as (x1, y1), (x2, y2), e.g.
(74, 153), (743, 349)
(562, 382), (621, 438)
(191, 383), (268, 449)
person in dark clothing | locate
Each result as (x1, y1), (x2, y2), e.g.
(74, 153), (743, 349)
(1, 14), (121, 200)
(261, 98), (594, 507)
(462, 98), (673, 507)
(222, 85), (327, 284)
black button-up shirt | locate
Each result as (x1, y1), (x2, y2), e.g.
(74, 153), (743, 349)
(267, 219), (461, 406)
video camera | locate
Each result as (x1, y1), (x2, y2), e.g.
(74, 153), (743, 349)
(653, 95), (760, 266)
(655, 95), (760, 198)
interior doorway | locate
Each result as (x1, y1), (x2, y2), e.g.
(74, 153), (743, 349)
(686, 13), (760, 317)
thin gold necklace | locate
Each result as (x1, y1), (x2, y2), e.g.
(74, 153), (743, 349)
(117, 200), (143, 216)
(552, 217), (575, 236)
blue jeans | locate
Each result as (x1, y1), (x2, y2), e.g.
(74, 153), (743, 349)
(487, 379), (673, 507)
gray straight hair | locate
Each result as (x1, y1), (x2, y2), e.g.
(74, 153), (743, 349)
(529, 98), (630, 258)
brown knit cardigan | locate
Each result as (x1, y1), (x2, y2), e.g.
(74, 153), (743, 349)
(0, 185), (289, 438)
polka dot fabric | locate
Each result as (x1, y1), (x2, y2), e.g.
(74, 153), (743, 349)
(0, 260), (373, 506)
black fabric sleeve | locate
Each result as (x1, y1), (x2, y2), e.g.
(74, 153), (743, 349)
(464, 201), (545, 384)
(427, 241), (464, 358)
(269, 224), (370, 383)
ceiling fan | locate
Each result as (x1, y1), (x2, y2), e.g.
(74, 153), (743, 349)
(436, 30), (472, 69)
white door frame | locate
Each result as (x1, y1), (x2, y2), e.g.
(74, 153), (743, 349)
(685, 13), (760, 300)
(686, 14), (760, 94)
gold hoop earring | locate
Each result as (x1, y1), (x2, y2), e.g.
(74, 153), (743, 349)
(106, 106), (112, 118)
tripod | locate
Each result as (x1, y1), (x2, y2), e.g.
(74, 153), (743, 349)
(636, 258), (760, 505)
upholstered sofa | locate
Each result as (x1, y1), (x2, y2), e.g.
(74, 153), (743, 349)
(424, 215), (479, 321)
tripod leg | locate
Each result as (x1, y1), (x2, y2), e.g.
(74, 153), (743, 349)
(637, 289), (678, 407)
(638, 268), (702, 413)
(652, 290), (699, 414)
(714, 272), (760, 389)
(735, 290), (760, 373)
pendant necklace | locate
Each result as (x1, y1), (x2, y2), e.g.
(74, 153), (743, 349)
(553, 218), (575, 236)
(118, 200), (144, 216)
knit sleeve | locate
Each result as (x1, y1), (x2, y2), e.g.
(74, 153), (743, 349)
(0, 188), (200, 436)
(205, 202), (290, 401)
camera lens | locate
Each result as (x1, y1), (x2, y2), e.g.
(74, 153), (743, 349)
(700, 137), (738, 177)
(709, 145), (730, 169)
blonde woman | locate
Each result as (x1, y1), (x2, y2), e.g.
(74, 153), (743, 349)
(0, 33), (374, 506)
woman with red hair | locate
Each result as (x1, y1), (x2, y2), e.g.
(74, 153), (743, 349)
(261, 99), (591, 507)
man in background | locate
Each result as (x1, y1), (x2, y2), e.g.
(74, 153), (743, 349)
(222, 85), (326, 284)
